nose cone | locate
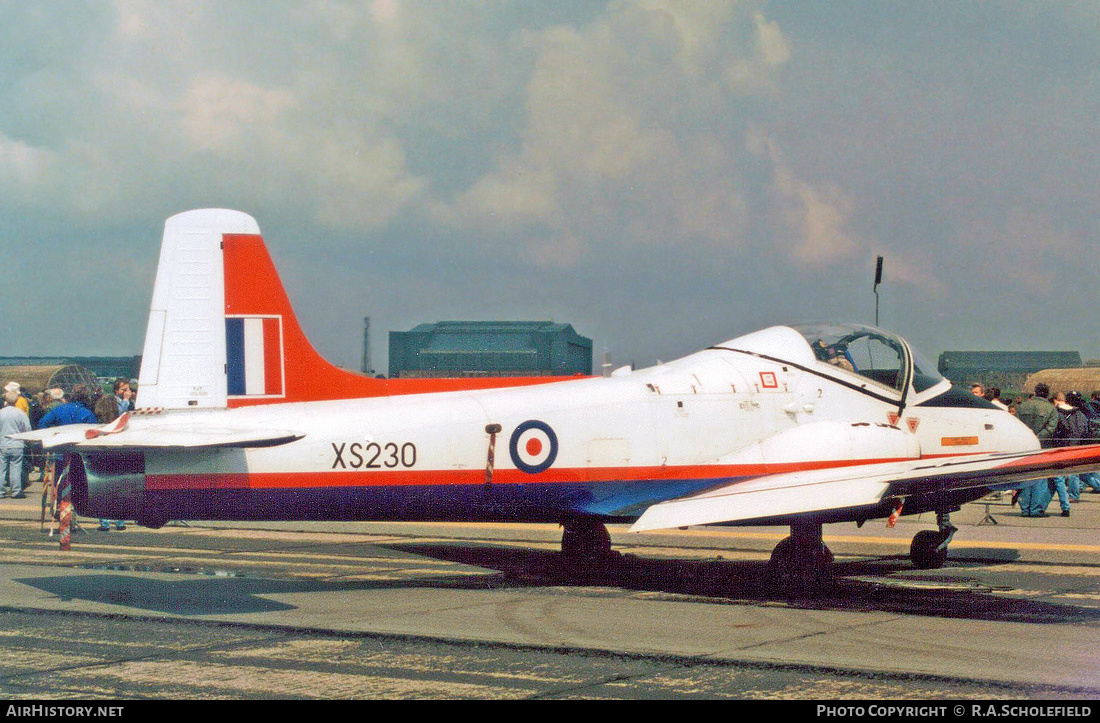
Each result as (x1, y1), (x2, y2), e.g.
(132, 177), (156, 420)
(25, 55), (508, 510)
(996, 412), (1042, 454)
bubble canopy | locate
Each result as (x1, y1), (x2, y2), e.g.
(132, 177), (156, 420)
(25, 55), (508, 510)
(789, 323), (946, 396)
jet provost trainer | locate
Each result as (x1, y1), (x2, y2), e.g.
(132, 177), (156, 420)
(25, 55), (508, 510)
(14, 209), (1100, 595)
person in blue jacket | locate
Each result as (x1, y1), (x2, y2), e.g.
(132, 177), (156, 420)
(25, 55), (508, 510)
(37, 386), (108, 530)
(37, 387), (97, 428)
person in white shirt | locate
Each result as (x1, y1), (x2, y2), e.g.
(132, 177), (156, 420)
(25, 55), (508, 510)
(0, 391), (31, 498)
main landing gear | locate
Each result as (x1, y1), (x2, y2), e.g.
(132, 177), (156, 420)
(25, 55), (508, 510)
(909, 511), (957, 570)
(560, 519), (613, 565)
(767, 521), (835, 597)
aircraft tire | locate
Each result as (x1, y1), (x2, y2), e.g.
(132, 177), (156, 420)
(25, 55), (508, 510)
(909, 529), (949, 569)
(560, 521), (612, 566)
(135, 498), (171, 530)
(136, 513), (169, 530)
(767, 536), (834, 597)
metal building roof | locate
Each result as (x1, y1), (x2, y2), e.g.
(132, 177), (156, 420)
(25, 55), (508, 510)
(938, 351), (1082, 374)
(390, 321), (591, 378)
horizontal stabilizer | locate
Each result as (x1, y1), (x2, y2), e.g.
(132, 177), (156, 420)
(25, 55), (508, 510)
(10, 422), (303, 450)
(631, 444), (1100, 532)
(11, 426), (100, 449)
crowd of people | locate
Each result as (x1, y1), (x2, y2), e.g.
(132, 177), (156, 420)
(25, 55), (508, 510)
(0, 378), (134, 531)
(972, 382), (1100, 518)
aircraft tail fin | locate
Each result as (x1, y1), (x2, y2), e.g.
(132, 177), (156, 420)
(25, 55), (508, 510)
(137, 209), (568, 411)
(137, 209), (380, 410)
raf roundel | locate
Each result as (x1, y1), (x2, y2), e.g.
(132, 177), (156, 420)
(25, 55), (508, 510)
(509, 420), (559, 474)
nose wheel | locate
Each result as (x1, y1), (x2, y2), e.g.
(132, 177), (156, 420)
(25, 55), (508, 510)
(910, 511), (957, 569)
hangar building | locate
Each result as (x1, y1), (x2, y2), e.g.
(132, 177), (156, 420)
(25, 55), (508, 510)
(937, 350), (1082, 392)
(389, 321), (592, 378)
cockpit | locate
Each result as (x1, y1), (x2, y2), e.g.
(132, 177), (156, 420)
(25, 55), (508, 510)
(790, 323), (947, 399)
(716, 323), (949, 404)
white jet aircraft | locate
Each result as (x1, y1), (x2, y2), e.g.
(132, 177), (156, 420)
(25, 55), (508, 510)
(15, 209), (1100, 594)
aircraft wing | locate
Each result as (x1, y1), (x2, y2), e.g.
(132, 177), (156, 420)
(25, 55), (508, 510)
(9, 416), (303, 450)
(630, 444), (1100, 532)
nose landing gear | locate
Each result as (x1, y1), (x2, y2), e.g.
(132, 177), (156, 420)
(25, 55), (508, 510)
(910, 511), (957, 569)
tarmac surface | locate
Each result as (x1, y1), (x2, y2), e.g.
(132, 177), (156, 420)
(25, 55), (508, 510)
(0, 480), (1100, 699)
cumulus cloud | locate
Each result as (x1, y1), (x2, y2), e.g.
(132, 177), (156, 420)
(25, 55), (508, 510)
(3, 2), (1099, 366)
(437, 1), (788, 267)
(9, 1), (795, 250)
(309, 133), (428, 231)
(753, 11), (792, 66)
(0, 132), (55, 193)
(180, 76), (296, 154)
(1, 1), (440, 230)
(955, 209), (1087, 296)
(727, 11), (792, 92)
(747, 129), (861, 267)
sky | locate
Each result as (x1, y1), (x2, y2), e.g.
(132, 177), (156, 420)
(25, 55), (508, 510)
(3, 1), (1099, 374)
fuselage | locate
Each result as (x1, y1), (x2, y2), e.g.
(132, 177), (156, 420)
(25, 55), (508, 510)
(69, 325), (1039, 528)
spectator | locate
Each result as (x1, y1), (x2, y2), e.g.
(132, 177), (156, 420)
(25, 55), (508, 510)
(26, 392), (50, 478)
(113, 379), (134, 416)
(0, 391), (30, 498)
(1014, 383), (1058, 517)
(29, 392), (47, 428)
(38, 387), (96, 428)
(43, 388), (64, 413)
(1017, 384), (1059, 443)
(4, 383), (35, 495)
(35, 388), (75, 534)
(90, 389), (126, 532)
(1078, 392), (1100, 494)
(94, 391), (118, 424)
(1050, 392), (1088, 513)
(1065, 392), (1092, 441)
(1064, 391), (1100, 493)
(971, 384), (984, 398)
(3, 382), (29, 417)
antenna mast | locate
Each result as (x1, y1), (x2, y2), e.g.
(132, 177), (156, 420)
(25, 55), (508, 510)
(873, 256), (884, 327)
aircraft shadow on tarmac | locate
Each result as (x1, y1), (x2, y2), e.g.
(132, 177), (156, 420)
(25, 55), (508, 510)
(12, 559), (550, 616)
(382, 540), (1100, 626)
(15, 573), (312, 616)
(11, 542), (1093, 624)
(12, 571), (496, 617)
